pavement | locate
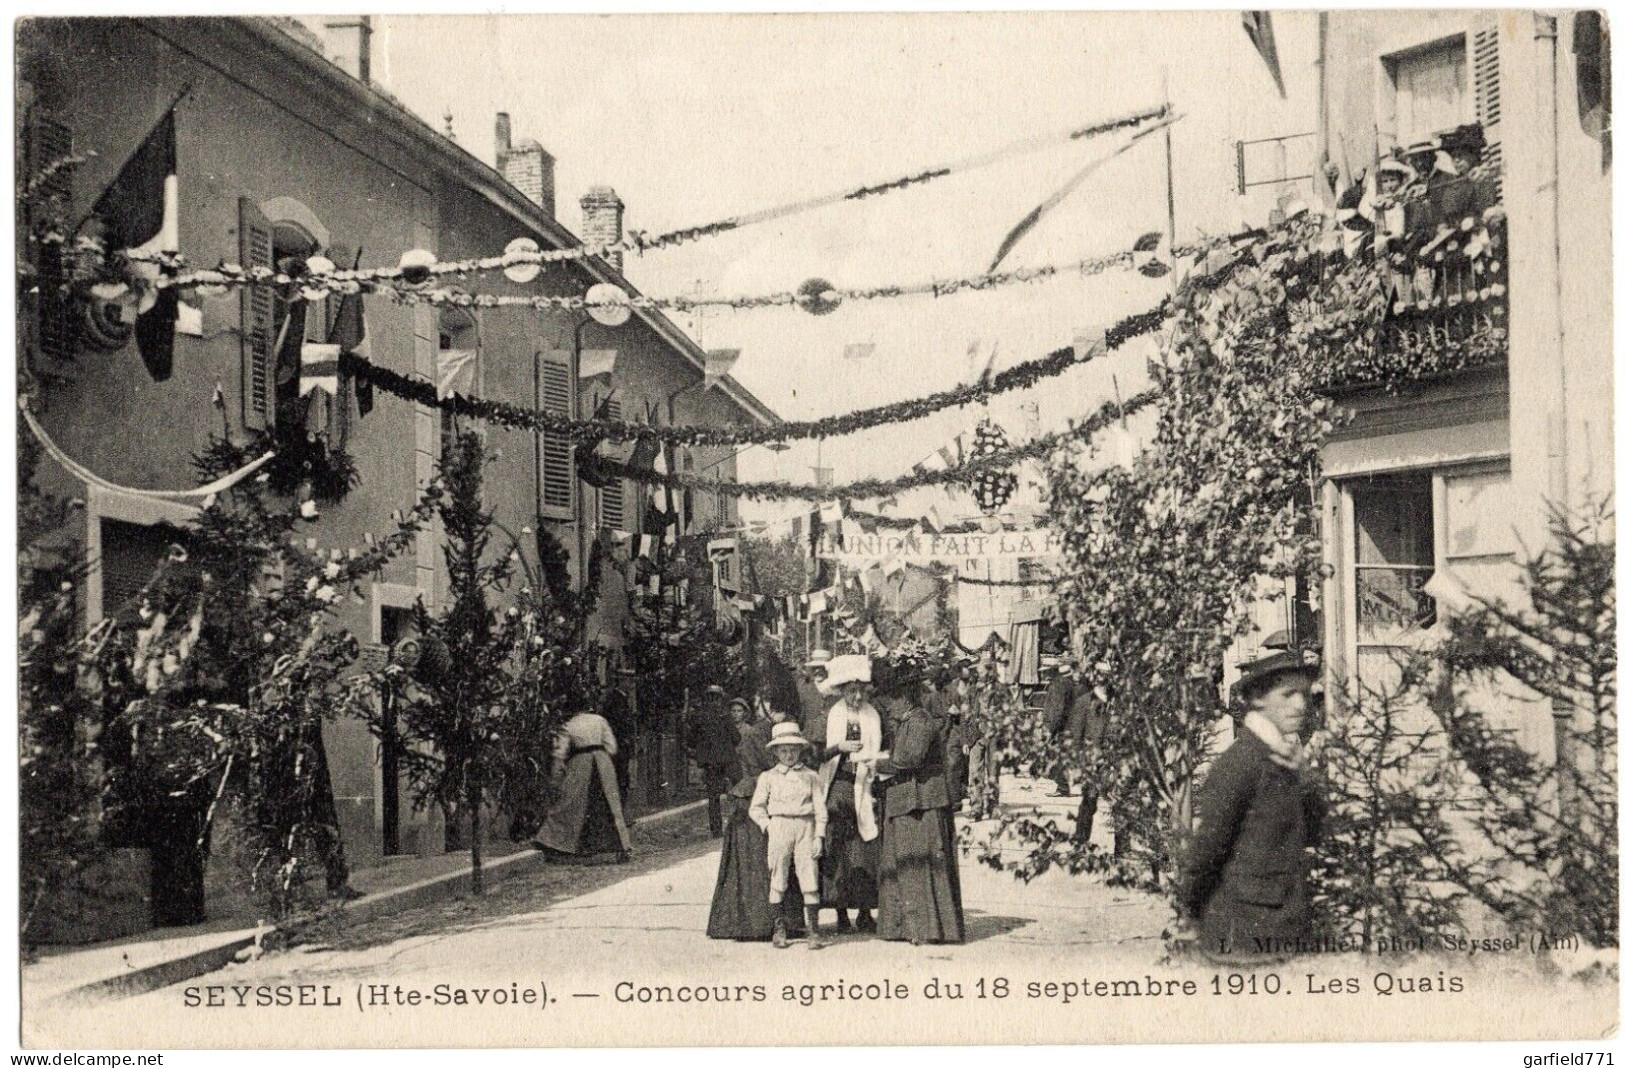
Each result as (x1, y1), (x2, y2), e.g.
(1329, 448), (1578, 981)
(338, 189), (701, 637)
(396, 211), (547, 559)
(22, 777), (1618, 1048)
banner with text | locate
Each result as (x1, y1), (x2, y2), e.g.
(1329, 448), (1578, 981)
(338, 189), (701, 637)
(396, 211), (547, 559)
(822, 527), (1061, 565)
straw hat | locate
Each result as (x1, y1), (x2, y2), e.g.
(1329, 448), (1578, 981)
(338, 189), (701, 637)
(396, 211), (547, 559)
(764, 722), (812, 750)
(807, 648), (833, 667)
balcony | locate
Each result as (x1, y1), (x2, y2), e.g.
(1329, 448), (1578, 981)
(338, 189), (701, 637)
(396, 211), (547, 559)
(1316, 123), (1508, 393)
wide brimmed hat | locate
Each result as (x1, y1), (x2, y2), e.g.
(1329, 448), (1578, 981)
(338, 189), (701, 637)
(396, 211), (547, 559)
(765, 722), (812, 750)
(1235, 649), (1316, 701)
(818, 654), (872, 695)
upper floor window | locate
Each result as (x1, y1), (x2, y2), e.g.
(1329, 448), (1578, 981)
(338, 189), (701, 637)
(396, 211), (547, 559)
(438, 307), (479, 462)
(1386, 37), (1469, 147)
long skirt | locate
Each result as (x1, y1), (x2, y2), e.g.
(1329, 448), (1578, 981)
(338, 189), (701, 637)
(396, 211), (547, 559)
(821, 777), (879, 911)
(706, 796), (806, 940)
(537, 751), (632, 857)
(878, 807), (965, 944)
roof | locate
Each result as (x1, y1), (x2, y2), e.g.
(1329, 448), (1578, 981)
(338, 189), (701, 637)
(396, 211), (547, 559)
(227, 17), (780, 428)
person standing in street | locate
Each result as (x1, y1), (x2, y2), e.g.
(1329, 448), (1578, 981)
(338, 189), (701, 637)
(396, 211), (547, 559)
(749, 722), (829, 950)
(535, 708), (633, 864)
(818, 655), (883, 933)
(1064, 673), (1109, 847)
(796, 648), (833, 766)
(1041, 662), (1081, 796)
(876, 667), (965, 945)
(1179, 649), (1325, 964)
(687, 684), (741, 838)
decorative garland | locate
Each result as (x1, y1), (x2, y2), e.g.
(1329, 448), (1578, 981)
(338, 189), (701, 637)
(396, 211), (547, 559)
(587, 388), (1159, 503)
(341, 298), (1170, 448)
(956, 575), (1056, 588)
(132, 104), (1173, 291)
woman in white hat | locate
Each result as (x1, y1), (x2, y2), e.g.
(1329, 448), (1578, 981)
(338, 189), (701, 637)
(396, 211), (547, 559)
(818, 654), (883, 933)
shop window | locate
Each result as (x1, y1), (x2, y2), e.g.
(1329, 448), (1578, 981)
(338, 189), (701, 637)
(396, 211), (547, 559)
(1349, 473), (1436, 692)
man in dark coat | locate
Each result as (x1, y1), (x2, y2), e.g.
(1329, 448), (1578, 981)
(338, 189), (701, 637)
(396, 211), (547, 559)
(1179, 650), (1324, 963)
(687, 685), (741, 837)
(1066, 682), (1109, 846)
(1041, 664), (1082, 796)
(796, 649), (832, 766)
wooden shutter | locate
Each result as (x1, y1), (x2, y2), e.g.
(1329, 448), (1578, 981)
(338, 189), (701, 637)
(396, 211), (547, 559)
(598, 397), (628, 531)
(27, 110), (77, 362)
(1470, 18), (1503, 197)
(239, 198), (275, 431)
(539, 349), (575, 518)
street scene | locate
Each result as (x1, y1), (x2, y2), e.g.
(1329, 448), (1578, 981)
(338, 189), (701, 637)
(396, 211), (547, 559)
(15, 9), (1617, 1051)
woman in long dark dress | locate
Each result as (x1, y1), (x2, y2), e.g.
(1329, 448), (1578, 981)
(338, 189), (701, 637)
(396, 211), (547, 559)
(876, 674), (966, 945)
(706, 698), (806, 939)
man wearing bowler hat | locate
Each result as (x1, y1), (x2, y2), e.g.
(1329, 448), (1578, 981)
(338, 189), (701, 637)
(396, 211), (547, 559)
(687, 684), (741, 837)
(1179, 645), (1325, 964)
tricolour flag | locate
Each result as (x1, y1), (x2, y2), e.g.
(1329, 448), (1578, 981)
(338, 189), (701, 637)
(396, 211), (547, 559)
(437, 349), (477, 398)
(1242, 13), (1287, 98)
(580, 349), (617, 380)
(300, 343), (340, 397)
(93, 109), (179, 381)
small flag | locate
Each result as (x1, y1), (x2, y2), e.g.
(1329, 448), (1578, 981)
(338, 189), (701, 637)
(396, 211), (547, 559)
(927, 505), (945, 533)
(808, 590), (828, 616)
(1073, 328), (1103, 363)
(843, 342), (876, 361)
(858, 569), (877, 596)
(327, 278), (372, 417)
(937, 446), (956, 469)
(92, 108), (180, 381)
(704, 348), (741, 388)
(811, 466), (834, 490)
(819, 499), (844, 524)
(1242, 12), (1287, 98)
(579, 349), (617, 380)
(300, 342), (341, 397)
(877, 495), (898, 513)
(437, 349), (477, 398)
(638, 534), (656, 558)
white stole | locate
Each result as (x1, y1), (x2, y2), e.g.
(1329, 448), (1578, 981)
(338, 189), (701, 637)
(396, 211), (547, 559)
(820, 698), (882, 841)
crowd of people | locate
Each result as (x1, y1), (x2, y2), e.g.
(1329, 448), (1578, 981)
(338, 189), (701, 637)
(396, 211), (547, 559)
(704, 650), (981, 949)
(530, 632), (1329, 965)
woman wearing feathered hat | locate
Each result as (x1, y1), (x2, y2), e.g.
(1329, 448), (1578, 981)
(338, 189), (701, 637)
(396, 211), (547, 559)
(1178, 647), (1326, 963)
(817, 654), (884, 933)
(873, 661), (965, 944)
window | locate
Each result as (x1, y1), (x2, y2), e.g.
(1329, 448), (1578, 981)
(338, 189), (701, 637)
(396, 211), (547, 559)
(98, 519), (188, 621)
(1386, 38), (1469, 146)
(25, 108), (76, 364)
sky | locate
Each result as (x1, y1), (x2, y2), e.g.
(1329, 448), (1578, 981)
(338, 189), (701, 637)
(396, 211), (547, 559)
(371, 12), (1322, 528)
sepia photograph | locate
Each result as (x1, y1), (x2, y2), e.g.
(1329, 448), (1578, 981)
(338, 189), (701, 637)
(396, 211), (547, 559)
(12, 8), (1618, 1051)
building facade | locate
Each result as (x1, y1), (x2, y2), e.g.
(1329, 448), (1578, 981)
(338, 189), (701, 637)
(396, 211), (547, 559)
(18, 16), (776, 902)
(1308, 11), (1611, 757)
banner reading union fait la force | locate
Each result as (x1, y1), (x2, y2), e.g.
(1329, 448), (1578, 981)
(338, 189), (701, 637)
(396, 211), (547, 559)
(821, 527), (1062, 565)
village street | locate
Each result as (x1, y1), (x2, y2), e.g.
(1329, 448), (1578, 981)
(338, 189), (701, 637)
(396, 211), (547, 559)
(26, 779), (1615, 1049)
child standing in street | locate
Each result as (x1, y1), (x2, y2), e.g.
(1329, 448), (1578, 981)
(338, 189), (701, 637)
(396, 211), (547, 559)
(749, 723), (829, 949)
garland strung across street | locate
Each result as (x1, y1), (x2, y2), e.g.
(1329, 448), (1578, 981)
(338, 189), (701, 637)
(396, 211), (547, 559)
(340, 298), (1171, 447)
(137, 228), (1198, 312)
(585, 388), (1159, 502)
(129, 103), (1172, 289)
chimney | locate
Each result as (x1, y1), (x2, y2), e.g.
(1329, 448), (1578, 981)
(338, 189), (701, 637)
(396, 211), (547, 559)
(323, 16), (372, 83)
(496, 121), (556, 219)
(580, 187), (625, 271)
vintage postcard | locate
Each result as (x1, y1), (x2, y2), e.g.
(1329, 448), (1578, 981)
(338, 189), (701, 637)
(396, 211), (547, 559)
(14, 9), (1617, 1051)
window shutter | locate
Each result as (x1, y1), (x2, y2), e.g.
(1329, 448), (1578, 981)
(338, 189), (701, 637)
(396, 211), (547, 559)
(1470, 18), (1503, 195)
(27, 110), (77, 362)
(239, 198), (276, 431)
(539, 349), (575, 518)
(598, 397), (628, 531)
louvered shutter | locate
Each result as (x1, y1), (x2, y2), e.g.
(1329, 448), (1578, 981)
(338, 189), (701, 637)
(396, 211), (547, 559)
(239, 198), (275, 430)
(1470, 18), (1503, 197)
(598, 397), (628, 531)
(27, 111), (77, 362)
(539, 349), (576, 518)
